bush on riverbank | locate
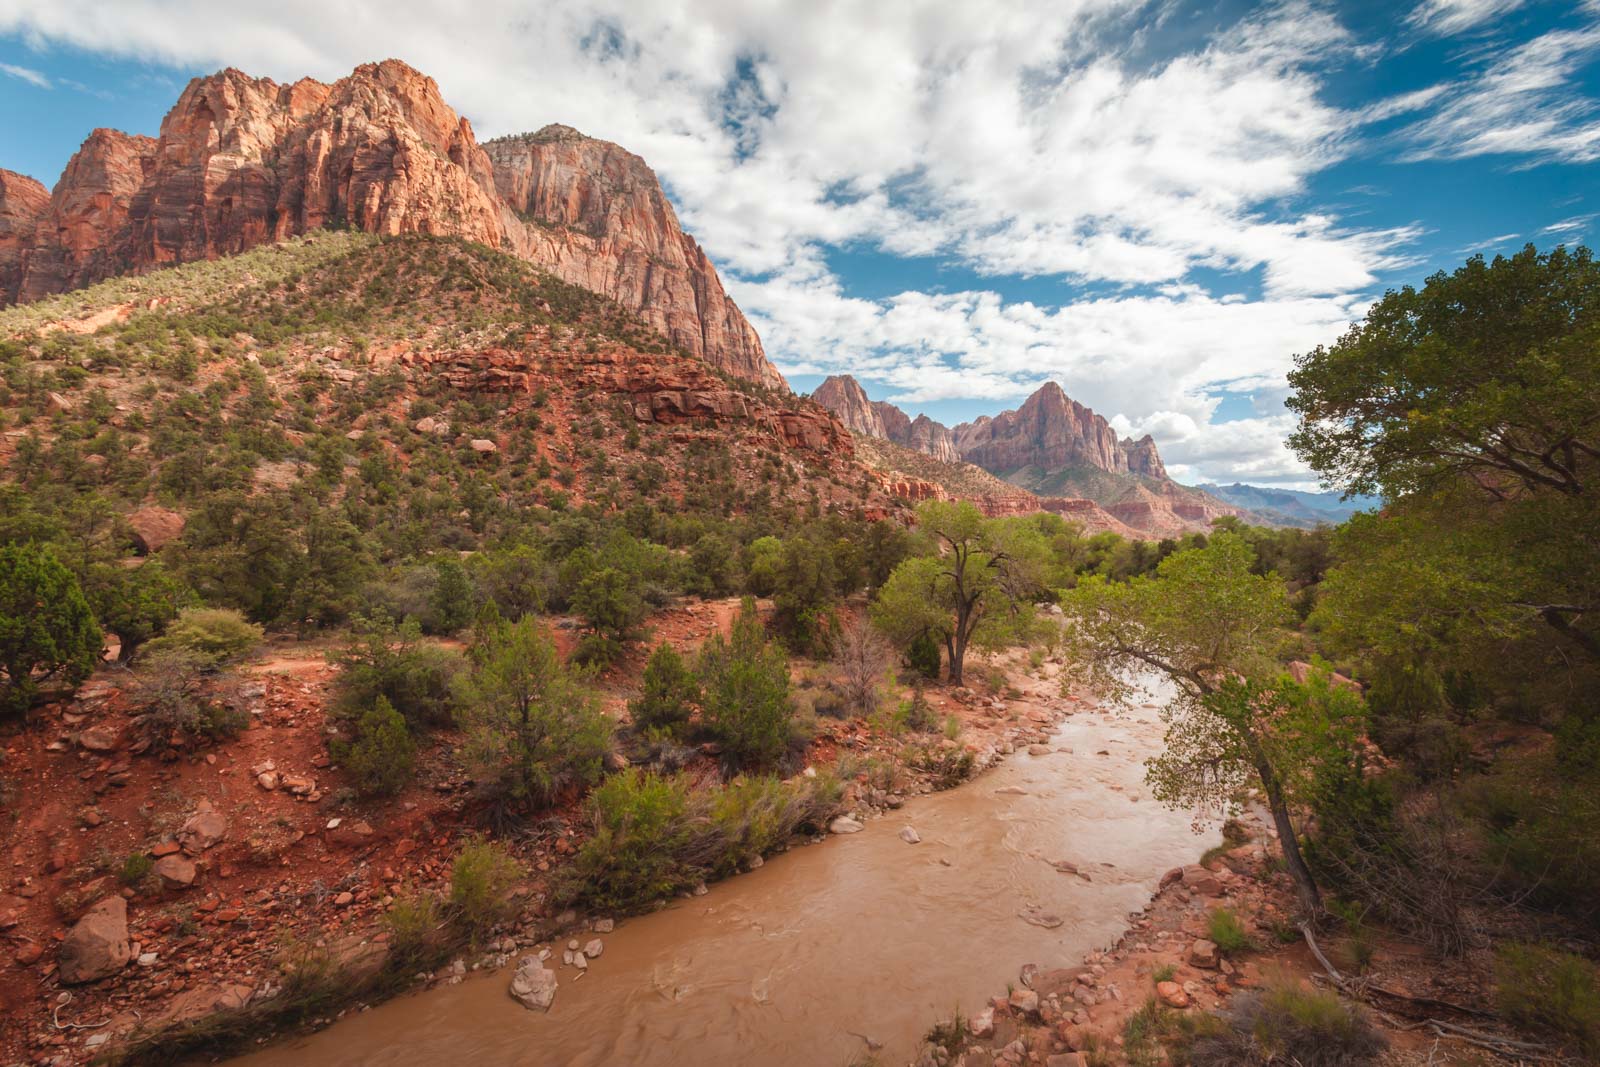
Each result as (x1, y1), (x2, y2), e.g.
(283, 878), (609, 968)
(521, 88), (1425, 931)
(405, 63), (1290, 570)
(559, 767), (841, 913)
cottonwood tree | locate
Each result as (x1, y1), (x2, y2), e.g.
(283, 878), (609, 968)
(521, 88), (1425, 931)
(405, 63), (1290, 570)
(1058, 533), (1356, 916)
(873, 501), (1048, 686)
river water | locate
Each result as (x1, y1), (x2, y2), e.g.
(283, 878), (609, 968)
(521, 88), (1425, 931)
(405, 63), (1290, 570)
(231, 683), (1213, 1067)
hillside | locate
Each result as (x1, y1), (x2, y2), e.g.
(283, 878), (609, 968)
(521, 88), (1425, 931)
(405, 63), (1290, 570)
(1199, 482), (1377, 526)
(0, 60), (784, 390)
(0, 232), (885, 586)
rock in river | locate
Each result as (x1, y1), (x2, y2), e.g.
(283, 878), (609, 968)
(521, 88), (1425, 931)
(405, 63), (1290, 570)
(509, 956), (558, 1011)
(829, 815), (864, 835)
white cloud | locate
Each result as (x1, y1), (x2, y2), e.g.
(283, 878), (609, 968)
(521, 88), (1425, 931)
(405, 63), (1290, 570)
(0, 60), (49, 88)
(1406, 0), (1527, 36)
(1401, 24), (1600, 163)
(0, 1), (1488, 486)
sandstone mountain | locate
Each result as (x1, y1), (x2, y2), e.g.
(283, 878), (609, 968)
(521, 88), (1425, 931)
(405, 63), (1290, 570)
(812, 375), (1259, 535)
(812, 375), (959, 462)
(0, 59), (783, 390)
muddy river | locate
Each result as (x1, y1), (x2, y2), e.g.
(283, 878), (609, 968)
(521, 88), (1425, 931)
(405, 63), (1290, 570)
(231, 683), (1213, 1067)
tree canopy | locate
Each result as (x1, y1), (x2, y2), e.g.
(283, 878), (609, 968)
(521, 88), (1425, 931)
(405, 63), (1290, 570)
(0, 543), (102, 713)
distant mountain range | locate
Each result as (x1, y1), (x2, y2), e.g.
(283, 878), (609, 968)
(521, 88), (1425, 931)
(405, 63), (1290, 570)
(1197, 483), (1378, 526)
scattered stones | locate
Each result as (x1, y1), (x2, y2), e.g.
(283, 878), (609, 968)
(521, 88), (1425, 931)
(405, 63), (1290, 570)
(58, 896), (131, 984)
(509, 956), (558, 1011)
(828, 815), (864, 835)
(1008, 987), (1040, 1014)
(1156, 980), (1191, 1009)
(177, 801), (228, 853)
(78, 723), (123, 752)
(898, 826), (921, 844)
(584, 938), (603, 959)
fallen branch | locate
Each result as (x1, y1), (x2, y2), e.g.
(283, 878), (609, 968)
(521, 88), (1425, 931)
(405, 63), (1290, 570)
(1298, 923), (1490, 1019)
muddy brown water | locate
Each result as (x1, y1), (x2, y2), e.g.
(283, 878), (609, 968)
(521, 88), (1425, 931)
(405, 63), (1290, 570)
(231, 686), (1214, 1067)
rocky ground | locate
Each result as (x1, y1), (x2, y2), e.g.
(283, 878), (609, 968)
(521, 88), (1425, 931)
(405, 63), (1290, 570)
(914, 815), (1532, 1067)
(0, 598), (1077, 1066)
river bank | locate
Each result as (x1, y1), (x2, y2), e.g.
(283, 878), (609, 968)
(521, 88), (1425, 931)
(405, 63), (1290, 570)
(220, 666), (1212, 1067)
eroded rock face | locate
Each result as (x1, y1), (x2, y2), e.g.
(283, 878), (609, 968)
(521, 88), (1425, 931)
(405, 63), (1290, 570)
(488, 128), (781, 391)
(812, 375), (960, 462)
(1, 61), (784, 390)
(954, 382), (1133, 475)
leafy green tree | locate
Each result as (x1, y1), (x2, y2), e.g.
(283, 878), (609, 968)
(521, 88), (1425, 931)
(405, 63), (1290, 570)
(872, 501), (1048, 685)
(1289, 243), (1599, 501)
(331, 614), (463, 730)
(467, 543), (549, 619)
(630, 642), (701, 738)
(686, 532), (739, 597)
(698, 598), (794, 770)
(743, 536), (784, 597)
(772, 534), (839, 654)
(573, 565), (648, 654)
(331, 695), (417, 797)
(1059, 533), (1338, 915)
(0, 543), (100, 713)
(456, 615), (612, 812)
(428, 557), (475, 634)
(85, 560), (194, 662)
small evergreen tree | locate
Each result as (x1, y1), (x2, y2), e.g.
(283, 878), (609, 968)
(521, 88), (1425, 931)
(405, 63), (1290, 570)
(331, 695), (417, 797)
(630, 642), (700, 738)
(698, 599), (793, 770)
(0, 543), (101, 713)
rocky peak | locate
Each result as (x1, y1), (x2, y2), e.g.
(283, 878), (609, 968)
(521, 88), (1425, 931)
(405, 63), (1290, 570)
(0, 60), (784, 390)
(952, 382), (1167, 479)
(812, 374), (961, 463)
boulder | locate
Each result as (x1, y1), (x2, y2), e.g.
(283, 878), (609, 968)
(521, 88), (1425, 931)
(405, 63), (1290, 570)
(898, 826), (921, 844)
(127, 506), (186, 554)
(1188, 938), (1221, 969)
(469, 439), (498, 453)
(78, 723), (123, 752)
(828, 815), (864, 835)
(59, 896), (130, 984)
(153, 854), (197, 889)
(509, 956), (558, 1011)
(970, 1005), (995, 1037)
(1181, 865), (1223, 897)
(583, 938), (603, 959)
(1008, 987), (1040, 1015)
(1156, 980), (1190, 1009)
(177, 801), (228, 853)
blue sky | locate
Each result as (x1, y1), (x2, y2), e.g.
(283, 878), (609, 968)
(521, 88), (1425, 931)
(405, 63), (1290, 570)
(3, 0), (1598, 487)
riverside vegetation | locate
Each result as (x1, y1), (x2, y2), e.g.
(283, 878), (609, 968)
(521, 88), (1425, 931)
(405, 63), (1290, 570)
(0, 237), (1597, 1065)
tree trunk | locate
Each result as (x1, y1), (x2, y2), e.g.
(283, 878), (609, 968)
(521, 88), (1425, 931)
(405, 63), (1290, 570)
(1257, 758), (1323, 918)
(945, 633), (962, 686)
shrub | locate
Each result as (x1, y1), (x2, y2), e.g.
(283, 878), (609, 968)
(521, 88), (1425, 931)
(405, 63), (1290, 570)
(1494, 943), (1600, 1058)
(898, 685), (939, 733)
(1189, 983), (1384, 1066)
(907, 743), (975, 790)
(456, 616), (612, 813)
(832, 616), (891, 717)
(0, 542), (101, 713)
(118, 852), (154, 887)
(383, 889), (447, 971)
(449, 838), (521, 939)
(331, 615), (463, 731)
(1206, 907), (1254, 953)
(698, 598), (794, 771)
(330, 696), (416, 797)
(565, 770), (695, 913)
(130, 648), (249, 745)
(143, 607), (261, 668)
(907, 630), (941, 680)
(630, 643), (700, 739)
(427, 557), (475, 634)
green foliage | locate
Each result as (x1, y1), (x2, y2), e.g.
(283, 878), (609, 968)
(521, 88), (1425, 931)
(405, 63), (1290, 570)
(562, 768), (840, 914)
(143, 607), (262, 668)
(118, 852), (154, 887)
(427, 557), (475, 634)
(383, 890), (446, 971)
(1288, 243), (1600, 501)
(743, 536), (784, 597)
(330, 696), (416, 797)
(571, 564), (647, 660)
(467, 544), (549, 619)
(906, 630), (941, 679)
(872, 501), (1049, 685)
(770, 533), (839, 654)
(86, 560), (194, 662)
(456, 615), (612, 812)
(1494, 942), (1600, 1058)
(1206, 907), (1254, 953)
(448, 838), (522, 940)
(130, 647), (248, 745)
(1189, 983), (1384, 1066)
(0, 541), (101, 712)
(630, 642), (700, 739)
(697, 598), (795, 770)
(331, 614), (463, 731)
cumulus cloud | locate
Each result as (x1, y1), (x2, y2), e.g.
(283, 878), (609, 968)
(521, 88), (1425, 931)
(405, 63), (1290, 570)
(0, 0), (1578, 487)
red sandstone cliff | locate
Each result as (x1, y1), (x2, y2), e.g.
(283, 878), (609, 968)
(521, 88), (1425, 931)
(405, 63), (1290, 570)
(953, 382), (1134, 474)
(812, 374), (959, 462)
(0, 60), (784, 390)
